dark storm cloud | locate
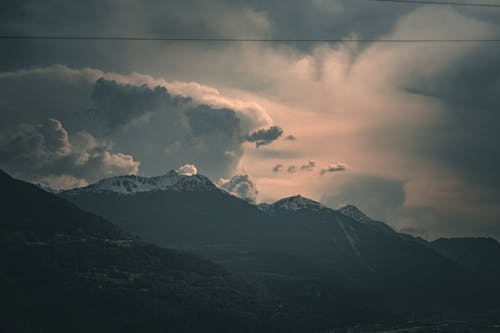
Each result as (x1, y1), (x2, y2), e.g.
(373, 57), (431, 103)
(2, 0), (500, 239)
(187, 106), (241, 139)
(0, 0), (271, 72)
(0, 118), (70, 168)
(244, 126), (283, 147)
(219, 174), (258, 203)
(90, 78), (186, 130)
(405, 44), (500, 193)
(0, 118), (139, 187)
(0, 66), (98, 134)
(0, 0), (419, 73)
(0, 69), (278, 183)
(85, 78), (249, 179)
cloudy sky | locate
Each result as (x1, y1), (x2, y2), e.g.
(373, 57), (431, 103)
(1, 0), (500, 239)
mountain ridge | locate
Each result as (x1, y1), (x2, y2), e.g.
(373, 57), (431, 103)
(1, 169), (302, 332)
(62, 170), (219, 195)
(57, 170), (500, 320)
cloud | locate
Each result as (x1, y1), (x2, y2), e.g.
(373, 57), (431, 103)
(320, 163), (347, 175)
(271, 161), (316, 174)
(300, 161), (316, 171)
(36, 174), (88, 190)
(176, 163), (198, 176)
(1, 2), (500, 239)
(0, 118), (71, 169)
(244, 126), (283, 147)
(101, 151), (140, 176)
(0, 118), (140, 185)
(219, 174), (258, 203)
(90, 78), (184, 131)
(284, 135), (297, 141)
(272, 164), (284, 172)
(0, 66), (283, 181)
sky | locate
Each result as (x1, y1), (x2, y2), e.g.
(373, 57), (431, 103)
(1, 0), (500, 240)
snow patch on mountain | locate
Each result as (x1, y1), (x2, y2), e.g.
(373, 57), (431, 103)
(337, 204), (397, 235)
(63, 170), (218, 195)
(338, 219), (361, 257)
(35, 183), (61, 194)
(336, 204), (373, 223)
(264, 195), (326, 212)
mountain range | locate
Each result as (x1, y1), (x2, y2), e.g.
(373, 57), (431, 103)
(3, 168), (500, 331)
(0, 170), (307, 333)
(57, 171), (500, 325)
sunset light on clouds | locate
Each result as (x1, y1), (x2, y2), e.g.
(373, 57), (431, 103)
(1, 0), (500, 240)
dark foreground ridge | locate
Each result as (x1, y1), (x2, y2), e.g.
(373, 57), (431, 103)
(0, 170), (304, 333)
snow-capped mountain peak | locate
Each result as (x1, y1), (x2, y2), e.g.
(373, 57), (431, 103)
(337, 204), (397, 236)
(267, 195), (326, 212)
(34, 183), (61, 194)
(62, 170), (218, 195)
(336, 204), (372, 224)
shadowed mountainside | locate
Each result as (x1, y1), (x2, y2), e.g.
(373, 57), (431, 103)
(59, 172), (500, 324)
(0, 170), (306, 333)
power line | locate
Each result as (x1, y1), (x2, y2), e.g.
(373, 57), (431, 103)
(1, 35), (500, 43)
(369, 0), (500, 7)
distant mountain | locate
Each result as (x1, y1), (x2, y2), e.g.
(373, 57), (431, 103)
(259, 195), (326, 212)
(0, 170), (303, 333)
(59, 171), (500, 322)
(431, 237), (500, 280)
(337, 204), (405, 237)
(64, 170), (219, 195)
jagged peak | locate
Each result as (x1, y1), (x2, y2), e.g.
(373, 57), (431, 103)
(35, 183), (61, 194)
(337, 204), (398, 236)
(336, 204), (372, 223)
(269, 195), (326, 212)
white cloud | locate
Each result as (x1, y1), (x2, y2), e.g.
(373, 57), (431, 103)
(219, 174), (258, 203)
(36, 174), (88, 190)
(176, 163), (198, 176)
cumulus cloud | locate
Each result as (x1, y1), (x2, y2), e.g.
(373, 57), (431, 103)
(36, 174), (89, 190)
(2, 1), (500, 239)
(86, 77), (286, 179)
(0, 118), (71, 169)
(101, 152), (140, 176)
(320, 163), (347, 175)
(176, 163), (198, 176)
(219, 174), (258, 203)
(300, 161), (316, 171)
(272, 164), (284, 172)
(244, 126), (283, 147)
(0, 118), (140, 185)
(0, 66), (283, 181)
(90, 78), (183, 131)
(271, 162), (317, 174)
